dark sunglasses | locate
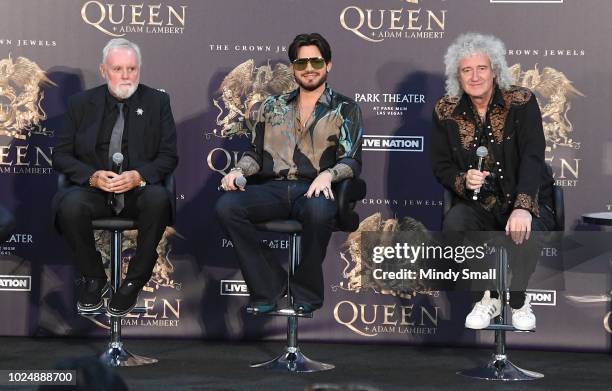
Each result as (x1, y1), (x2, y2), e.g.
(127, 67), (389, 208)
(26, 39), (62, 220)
(292, 57), (326, 71)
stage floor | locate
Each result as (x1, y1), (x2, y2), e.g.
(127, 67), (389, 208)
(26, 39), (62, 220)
(0, 337), (610, 390)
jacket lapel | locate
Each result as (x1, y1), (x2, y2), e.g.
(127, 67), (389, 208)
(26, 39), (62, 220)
(85, 87), (106, 168)
(127, 86), (146, 167)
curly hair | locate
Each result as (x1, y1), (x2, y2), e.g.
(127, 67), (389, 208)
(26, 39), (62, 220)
(444, 32), (513, 98)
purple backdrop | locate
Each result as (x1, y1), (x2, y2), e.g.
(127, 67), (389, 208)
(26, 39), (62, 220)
(1, 0), (611, 352)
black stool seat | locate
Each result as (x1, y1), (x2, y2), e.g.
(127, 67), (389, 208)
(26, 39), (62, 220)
(246, 306), (313, 318)
(485, 324), (534, 332)
(255, 220), (302, 234)
(582, 212), (612, 226)
(92, 218), (137, 231)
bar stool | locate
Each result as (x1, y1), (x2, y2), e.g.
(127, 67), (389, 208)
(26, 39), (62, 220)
(247, 178), (366, 373)
(444, 180), (564, 380)
(58, 173), (176, 367)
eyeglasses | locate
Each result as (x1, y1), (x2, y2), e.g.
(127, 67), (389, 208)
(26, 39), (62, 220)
(292, 57), (326, 71)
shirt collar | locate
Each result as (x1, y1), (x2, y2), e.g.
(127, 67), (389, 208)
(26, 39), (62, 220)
(286, 83), (333, 107)
(105, 86), (136, 110)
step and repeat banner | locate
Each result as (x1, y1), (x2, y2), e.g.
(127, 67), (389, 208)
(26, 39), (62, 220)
(1, 0), (611, 352)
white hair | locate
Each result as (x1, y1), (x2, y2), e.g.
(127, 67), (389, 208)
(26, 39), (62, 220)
(102, 38), (142, 67)
(443, 33), (513, 98)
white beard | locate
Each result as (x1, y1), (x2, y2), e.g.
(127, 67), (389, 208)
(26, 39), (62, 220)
(108, 82), (138, 100)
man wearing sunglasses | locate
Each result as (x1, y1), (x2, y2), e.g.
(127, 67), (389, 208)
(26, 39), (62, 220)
(216, 33), (363, 315)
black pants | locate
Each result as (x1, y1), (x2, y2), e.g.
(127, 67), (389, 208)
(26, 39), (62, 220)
(56, 186), (171, 284)
(215, 180), (337, 309)
(0, 204), (16, 243)
(443, 199), (556, 308)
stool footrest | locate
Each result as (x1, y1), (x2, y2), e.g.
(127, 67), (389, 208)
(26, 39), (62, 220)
(78, 309), (106, 316)
(484, 324), (535, 332)
(246, 307), (313, 318)
(131, 307), (147, 314)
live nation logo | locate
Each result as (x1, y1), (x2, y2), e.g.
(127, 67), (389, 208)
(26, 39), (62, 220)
(80, 1), (187, 37)
(526, 289), (556, 306)
(0, 275), (31, 292)
(363, 135), (423, 152)
(340, 0), (447, 43)
(220, 280), (249, 296)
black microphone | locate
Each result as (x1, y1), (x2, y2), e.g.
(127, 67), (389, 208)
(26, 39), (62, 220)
(218, 175), (246, 191)
(108, 152), (124, 207)
(472, 146), (488, 201)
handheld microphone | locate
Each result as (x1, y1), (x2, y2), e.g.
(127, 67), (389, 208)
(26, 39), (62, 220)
(108, 152), (124, 207)
(218, 175), (247, 191)
(112, 152), (124, 174)
(472, 146), (488, 201)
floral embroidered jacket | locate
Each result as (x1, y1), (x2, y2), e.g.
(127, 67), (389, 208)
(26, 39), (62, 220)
(431, 85), (553, 216)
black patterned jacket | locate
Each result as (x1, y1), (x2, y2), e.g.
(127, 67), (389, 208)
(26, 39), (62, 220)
(431, 85), (553, 216)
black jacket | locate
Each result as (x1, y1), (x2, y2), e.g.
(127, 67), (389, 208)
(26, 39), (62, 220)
(52, 84), (178, 223)
(431, 85), (553, 216)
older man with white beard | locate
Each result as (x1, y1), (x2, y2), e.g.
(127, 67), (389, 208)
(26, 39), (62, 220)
(52, 38), (177, 316)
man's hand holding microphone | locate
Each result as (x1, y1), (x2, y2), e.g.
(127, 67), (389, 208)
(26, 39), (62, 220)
(466, 146), (489, 198)
(89, 153), (142, 193)
(220, 168), (246, 191)
(465, 146), (532, 244)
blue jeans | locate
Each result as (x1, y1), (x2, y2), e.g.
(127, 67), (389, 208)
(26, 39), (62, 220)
(215, 180), (337, 308)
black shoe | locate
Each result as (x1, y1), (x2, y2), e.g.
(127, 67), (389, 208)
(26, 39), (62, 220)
(247, 301), (277, 314)
(107, 280), (142, 317)
(294, 303), (316, 315)
(76, 277), (110, 312)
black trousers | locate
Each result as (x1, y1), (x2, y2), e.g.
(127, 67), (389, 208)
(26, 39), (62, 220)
(215, 180), (337, 309)
(443, 199), (556, 308)
(56, 185), (171, 284)
(0, 204), (16, 243)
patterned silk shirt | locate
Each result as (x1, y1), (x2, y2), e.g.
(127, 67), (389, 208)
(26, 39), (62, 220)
(240, 85), (363, 181)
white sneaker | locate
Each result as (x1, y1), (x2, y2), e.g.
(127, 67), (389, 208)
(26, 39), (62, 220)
(465, 291), (501, 329)
(511, 296), (536, 331)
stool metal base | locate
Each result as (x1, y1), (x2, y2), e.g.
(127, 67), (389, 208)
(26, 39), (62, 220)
(457, 354), (543, 381)
(250, 347), (334, 373)
(99, 342), (158, 367)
